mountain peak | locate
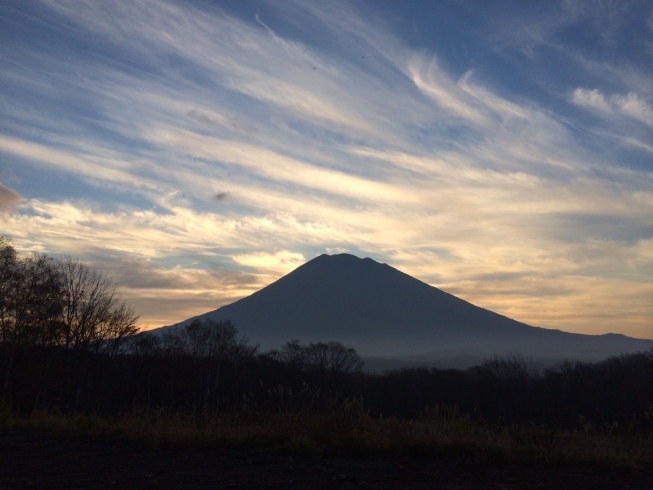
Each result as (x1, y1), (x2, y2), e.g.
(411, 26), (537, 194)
(157, 254), (652, 362)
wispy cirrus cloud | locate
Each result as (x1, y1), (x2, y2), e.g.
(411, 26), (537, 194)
(572, 88), (653, 127)
(0, 0), (651, 338)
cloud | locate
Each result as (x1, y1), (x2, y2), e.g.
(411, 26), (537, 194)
(145, 129), (422, 205)
(407, 57), (489, 126)
(326, 247), (349, 254)
(0, 0), (651, 337)
(231, 250), (306, 276)
(85, 256), (263, 329)
(571, 88), (612, 113)
(0, 183), (22, 212)
(0, 136), (153, 191)
(613, 92), (653, 127)
(622, 137), (653, 155)
(572, 88), (653, 127)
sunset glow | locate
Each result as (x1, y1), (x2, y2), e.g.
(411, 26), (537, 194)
(1, 1), (651, 338)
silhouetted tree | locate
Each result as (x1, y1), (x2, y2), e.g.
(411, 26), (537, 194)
(57, 257), (138, 354)
(270, 340), (363, 387)
(53, 257), (138, 410)
(0, 238), (61, 402)
(270, 339), (307, 372)
(481, 353), (539, 381)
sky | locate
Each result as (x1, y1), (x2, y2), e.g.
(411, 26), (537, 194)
(1, 0), (652, 339)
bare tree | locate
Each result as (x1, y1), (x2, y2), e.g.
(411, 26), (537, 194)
(0, 236), (19, 352)
(57, 257), (138, 353)
(481, 353), (539, 381)
(205, 319), (257, 363)
(161, 329), (186, 356)
(182, 319), (212, 358)
(95, 301), (139, 357)
(325, 341), (364, 376)
(159, 319), (257, 422)
(270, 339), (307, 372)
(0, 238), (61, 401)
(56, 257), (139, 410)
(305, 341), (330, 380)
(130, 330), (161, 356)
(285, 340), (364, 382)
(1, 239), (141, 411)
(162, 318), (257, 362)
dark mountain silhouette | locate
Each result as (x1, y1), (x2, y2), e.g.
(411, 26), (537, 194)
(155, 253), (652, 363)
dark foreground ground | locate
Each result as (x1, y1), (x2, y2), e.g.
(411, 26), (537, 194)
(1, 431), (652, 490)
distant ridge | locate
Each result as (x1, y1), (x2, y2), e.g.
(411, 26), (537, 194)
(154, 254), (652, 363)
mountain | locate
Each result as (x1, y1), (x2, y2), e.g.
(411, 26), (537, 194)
(154, 253), (652, 363)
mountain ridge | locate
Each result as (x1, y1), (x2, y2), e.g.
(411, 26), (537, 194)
(154, 253), (652, 362)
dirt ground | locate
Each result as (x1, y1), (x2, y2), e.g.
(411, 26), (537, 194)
(1, 431), (652, 489)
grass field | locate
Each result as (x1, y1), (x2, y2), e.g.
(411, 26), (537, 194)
(3, 403), (651, 469)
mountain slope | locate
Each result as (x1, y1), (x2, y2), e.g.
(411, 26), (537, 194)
(156, 254), (652, 361)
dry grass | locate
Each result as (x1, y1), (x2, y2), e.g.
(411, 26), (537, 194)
(2, 402), (651, 469)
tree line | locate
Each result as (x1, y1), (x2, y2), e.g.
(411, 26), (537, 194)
(0, 236), (138, 410)
(1, 236), (652, 433)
